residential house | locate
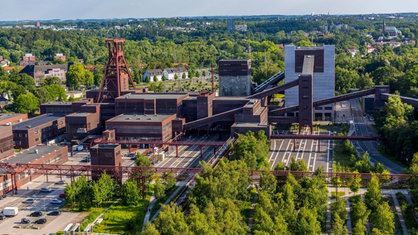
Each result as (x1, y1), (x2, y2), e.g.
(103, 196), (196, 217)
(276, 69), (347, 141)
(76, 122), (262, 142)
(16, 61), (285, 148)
(143, 69), (163, 82)
(19, 53), (36, 66)
(20, 64), (68, 86)
(163, 67), (188, 80)
(54, 53), (66, 62)
(0, 56), (10, 68)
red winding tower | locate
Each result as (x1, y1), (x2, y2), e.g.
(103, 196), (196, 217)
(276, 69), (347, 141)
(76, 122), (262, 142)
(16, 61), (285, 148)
(97, 38), (136, 103)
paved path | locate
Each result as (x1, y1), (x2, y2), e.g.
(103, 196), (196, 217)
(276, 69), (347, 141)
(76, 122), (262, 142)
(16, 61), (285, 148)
(390, 192), (408, 235)
(247, 193), (259, 231)
(142, 195), (156, 231)
(346, 199), (353, 234)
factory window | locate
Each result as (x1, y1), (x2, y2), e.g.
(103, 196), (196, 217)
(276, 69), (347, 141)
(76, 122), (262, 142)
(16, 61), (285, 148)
(35, 138), (39, 141)
(324, 107), (333, 110)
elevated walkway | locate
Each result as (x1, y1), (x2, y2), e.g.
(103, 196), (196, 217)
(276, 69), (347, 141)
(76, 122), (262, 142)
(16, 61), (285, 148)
(253, 71), (285, 94)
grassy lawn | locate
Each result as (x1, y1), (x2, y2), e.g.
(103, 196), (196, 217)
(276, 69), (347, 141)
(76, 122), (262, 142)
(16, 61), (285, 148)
(80, 207), (106, 231)
(331, 191), (345, 198)
(333, 140), (354, 172)
(93, 202), (149, 234)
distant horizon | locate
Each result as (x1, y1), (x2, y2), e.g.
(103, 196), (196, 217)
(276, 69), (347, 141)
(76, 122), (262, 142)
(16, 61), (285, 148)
(1, 0), (418, 21)
(1, 12), (418, 23)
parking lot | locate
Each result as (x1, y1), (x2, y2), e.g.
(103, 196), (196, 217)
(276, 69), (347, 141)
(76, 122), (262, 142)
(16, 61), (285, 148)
(0, 175), (84, 234)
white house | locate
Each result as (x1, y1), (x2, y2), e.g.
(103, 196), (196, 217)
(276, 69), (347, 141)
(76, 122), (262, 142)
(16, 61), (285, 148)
(163, 67), (188, 80)
(143, 69), (163, 82)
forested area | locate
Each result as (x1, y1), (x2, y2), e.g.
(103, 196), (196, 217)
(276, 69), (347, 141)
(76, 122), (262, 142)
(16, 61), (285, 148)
(141, 131), (402, 235)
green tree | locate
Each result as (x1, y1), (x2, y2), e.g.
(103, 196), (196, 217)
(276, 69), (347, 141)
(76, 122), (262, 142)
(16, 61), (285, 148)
(186, 204), (212, 235)
(331, 175), (342, 197)
(141, 223), (160, 235)
(154, 203), (191, 235)
(295, 207), (321, 235)
(154, 178), (166, 200)
(364, 175), (382, 210)
(352, 221), (367, 235)
(350, 197), (370, 229)
(42, 76), (62, 86)
(369, 202), (395, 234)
(92, 171), (116, 207)
(121, 178), (141, 206)
(253, 207), (276, 234)
(331, 213), (348, 235)
(289, 157), (308, 171)
(136, 153), (152, 167)
(349, 171), (362, 195)
(14, 93), (39, 114)
(64, 176), (92, 211)
(66, 64), (94, 90)
(259, 170), (277, 194)
(162, 172), (176, 192)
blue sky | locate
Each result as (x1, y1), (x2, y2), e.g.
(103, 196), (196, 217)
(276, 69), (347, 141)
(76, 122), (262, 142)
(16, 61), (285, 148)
(1, 0), (417, 21)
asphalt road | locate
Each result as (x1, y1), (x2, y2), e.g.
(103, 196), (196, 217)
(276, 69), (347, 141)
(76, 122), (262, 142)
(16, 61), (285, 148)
(349, 98), (405, 174)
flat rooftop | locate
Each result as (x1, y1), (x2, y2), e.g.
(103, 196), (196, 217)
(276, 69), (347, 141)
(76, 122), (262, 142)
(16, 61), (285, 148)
(41, 101), (72, 106)
(232, 123), (269, 128)
(214, 97), (249, 101)
(0, 113), (26, 122)
(1, 145), (65, 164)
(66, 112), (91, 117)
(107, 114), (175, 123)
(91, 144), (120, 149)
(13, 114), (65, 131)
(116, 93), (188, 100)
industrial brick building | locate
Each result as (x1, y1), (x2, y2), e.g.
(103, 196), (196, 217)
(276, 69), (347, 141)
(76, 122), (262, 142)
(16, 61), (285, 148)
(12, 114), (66, 149)
(106, 114), (177, 142)
(40, 99), (95, 115)
(0, 125), (13, 159)
(90, 144), (122, 181)
(65, 112), (100, 138)
(219, 59), (252, 96)
(0, 145), (68, 196)
(284, 45), (335, 121)
(0, 113), (28, 125)
(114, 93), (188, 116)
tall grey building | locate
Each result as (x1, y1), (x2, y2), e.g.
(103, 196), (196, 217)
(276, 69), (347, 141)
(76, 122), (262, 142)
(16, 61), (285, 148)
(284, 45), (335, 121)
(218, 59), (252, 96)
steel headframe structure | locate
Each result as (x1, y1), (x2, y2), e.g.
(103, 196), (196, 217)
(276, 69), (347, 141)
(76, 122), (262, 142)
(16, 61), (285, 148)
(97, 38), (136, 103)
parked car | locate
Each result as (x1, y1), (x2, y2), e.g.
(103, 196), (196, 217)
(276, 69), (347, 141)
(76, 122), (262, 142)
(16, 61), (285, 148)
(80, 157), (90, 163)
(23, 198), (35, 203)
(47, 210), (61, 216)
(21, 218), (30, 224)
(30, 211), (43, 217)
(34, 217), (47, 224)
(50, 199), (62, 204)
(55, 180), (65, 185)
(40, 187), (52, 193)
